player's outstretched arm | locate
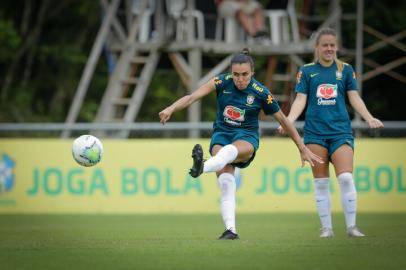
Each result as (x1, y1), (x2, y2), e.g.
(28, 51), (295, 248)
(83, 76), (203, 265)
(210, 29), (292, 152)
(277, 93), (307, 134)
(273, 111), (324, 167)
(159, 79), (216, 124)
(347, 91), (384, 129)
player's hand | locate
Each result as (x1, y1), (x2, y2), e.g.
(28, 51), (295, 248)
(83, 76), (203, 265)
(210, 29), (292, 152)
(299, 146), (324, 167)
(367, 118), (384, 129)
(277, 125), (285, 135)
(159, 107), (173, 124)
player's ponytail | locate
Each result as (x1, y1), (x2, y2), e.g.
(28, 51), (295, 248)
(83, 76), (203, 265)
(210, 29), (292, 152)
(241, 48), (250, 55)
(312, 28), (343, 73)
(231, 47), (255, 71)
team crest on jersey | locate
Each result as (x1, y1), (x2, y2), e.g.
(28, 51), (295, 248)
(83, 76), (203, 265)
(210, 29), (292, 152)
(223, 105), (245, 126)
(317, 84), (337, 106)
(336, 71), (342, 80)
(246, 94), (255, 105)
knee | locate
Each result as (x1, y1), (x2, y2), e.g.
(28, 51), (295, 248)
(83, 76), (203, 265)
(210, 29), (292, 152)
(217, 165), (235, 176)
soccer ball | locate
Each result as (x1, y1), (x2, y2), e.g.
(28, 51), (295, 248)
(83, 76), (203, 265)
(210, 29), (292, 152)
(72, 135), (103, 167)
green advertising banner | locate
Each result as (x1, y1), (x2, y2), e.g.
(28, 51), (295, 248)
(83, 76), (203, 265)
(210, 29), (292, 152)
(0, 139), (405, 213)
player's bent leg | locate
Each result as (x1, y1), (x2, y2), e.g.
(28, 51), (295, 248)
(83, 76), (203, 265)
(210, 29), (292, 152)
(203, 144), (238, 173)
(189, 144), (204, 178)
(232, 140), (254, 163)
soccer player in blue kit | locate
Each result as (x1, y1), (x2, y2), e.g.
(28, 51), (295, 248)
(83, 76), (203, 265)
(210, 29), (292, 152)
(159, 48), (323, 240)
(278, 28), (384, 238)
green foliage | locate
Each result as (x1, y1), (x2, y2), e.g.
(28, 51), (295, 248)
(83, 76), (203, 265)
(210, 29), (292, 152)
(0, 20), (21, 63)
(0, 0), (405, 124)
(0, 0), (100, 122)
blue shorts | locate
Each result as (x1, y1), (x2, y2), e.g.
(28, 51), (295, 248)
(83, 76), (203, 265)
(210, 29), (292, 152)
(304, 136), (354, 156)
(209, 130), (258, 168)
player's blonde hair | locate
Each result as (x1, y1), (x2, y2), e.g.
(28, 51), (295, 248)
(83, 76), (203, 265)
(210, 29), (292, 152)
(312, 28), (343, 73)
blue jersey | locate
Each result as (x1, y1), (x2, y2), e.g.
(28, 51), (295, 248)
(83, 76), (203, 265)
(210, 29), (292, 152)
(213, 73), (280, 134)
(295, 62), (358, 138)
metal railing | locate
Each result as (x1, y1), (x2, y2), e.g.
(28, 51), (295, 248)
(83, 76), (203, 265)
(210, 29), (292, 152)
(1, 121), (406, 138)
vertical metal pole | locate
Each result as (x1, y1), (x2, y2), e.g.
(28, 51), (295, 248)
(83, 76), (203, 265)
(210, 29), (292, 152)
(62, 0), (121, 138)
(187, 0), (201, 138)
(188, 48), (202, 138)
(355, 0), (364, 123)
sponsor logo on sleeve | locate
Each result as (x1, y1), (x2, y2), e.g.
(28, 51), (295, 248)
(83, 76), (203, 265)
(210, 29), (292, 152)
(266, 95), (273, 104)
(214, 77), (222, 85)
(296, 71), (302, 84)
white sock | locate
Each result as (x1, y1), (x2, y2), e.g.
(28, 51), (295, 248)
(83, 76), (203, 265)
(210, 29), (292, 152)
(218, 172), (237, 233)
(203, 144), (238, 173)
(314, 178), (332, 229)
(338, 172), (357, 228)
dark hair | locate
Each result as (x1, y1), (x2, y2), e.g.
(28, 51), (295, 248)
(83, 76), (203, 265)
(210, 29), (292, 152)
(230, 48), (255, 71)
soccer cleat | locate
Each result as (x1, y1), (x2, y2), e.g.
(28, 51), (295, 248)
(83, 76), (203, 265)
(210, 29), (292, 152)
(218, 229), (240, 240)
(347, 226), (365, 237)
(319, 227), (334, 238)
(189, 144), (204, 178)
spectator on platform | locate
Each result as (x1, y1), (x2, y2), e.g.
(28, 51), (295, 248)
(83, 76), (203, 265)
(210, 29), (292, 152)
(215, 0), (268, 39)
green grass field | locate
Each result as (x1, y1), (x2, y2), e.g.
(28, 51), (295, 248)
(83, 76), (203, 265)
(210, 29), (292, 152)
(1, 213), (405, 270)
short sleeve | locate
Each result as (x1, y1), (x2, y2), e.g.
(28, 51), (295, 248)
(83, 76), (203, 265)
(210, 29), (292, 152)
(295, 67), (309, 94)
(214, 73), (228, 93)
(344, 64), (358, 91)
(262, 92), (280, 115)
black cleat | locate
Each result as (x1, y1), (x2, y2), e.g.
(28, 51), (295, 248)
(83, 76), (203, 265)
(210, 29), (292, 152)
(218, 229), (240, 240)
(189, 144), (204, 178)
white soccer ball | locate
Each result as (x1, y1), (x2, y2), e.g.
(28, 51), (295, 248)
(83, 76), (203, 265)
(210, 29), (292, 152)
(72, 135), (103, 167)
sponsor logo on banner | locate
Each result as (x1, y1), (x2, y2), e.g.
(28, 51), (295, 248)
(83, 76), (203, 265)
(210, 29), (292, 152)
(0, 140), (405, 214)
(0, 154), (15, 193)
(317, 84), (337, 106)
